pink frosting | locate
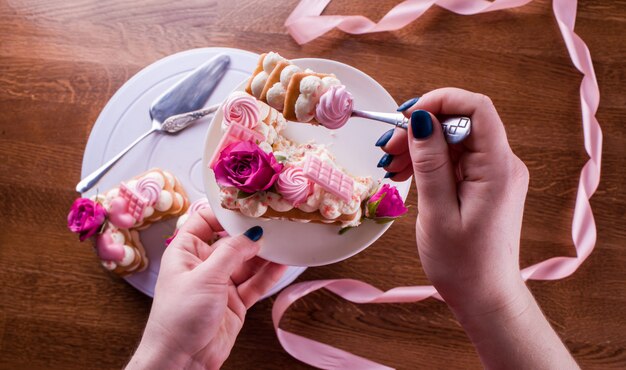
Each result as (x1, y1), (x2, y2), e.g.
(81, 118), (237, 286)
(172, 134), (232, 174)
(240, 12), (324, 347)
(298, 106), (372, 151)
(136, 177), (161, 205)
(108, 179), (158, 229)
(108, 197), (136, 229)
(95, 229), (125, 262)
(223, 92), (260, 129)
(315, 85), (353, 129)
(276, 166), (313, 206)
(188, 198), (209, 214)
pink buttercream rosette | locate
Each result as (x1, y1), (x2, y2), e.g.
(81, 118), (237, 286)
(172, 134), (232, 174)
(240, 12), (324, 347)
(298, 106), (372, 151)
(316, 85), (353, 129)
(276, 166), (314, 206)
(222, 91), (260, 129)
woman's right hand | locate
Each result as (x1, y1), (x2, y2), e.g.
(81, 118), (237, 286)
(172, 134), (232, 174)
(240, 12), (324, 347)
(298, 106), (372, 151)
(380, 87), (579, 369)
(379, 88), (530, 318)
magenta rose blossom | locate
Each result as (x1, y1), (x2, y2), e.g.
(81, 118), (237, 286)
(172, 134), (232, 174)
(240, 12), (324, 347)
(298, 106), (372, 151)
(67, 198), (107, 241)
(366, 184), (408, 219)
(213, 141), (283, 193)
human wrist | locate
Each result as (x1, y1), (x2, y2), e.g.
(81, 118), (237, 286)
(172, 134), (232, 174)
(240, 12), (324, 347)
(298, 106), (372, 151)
(127, 343), (190, 370)
(442, 275), (530, 324)
(450, 278), (532, 330)
(447, 282), (579, 369)
(126, 322), (193, 370)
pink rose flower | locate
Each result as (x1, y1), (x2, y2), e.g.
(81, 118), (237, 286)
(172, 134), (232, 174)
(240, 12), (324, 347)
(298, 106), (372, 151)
(213, 141), (283, 193)
(366, 184), (408, 219)
(68, 198), (107, 241)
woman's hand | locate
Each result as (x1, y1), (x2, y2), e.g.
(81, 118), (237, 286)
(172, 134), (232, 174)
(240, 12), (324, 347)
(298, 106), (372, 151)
(127, 209), (287, 370)
(381, 88), (529, 315)
(379, 87), (578, 369)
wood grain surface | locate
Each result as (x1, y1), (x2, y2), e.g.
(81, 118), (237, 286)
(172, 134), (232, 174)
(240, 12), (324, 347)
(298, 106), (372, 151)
(1, 0), (625, 369)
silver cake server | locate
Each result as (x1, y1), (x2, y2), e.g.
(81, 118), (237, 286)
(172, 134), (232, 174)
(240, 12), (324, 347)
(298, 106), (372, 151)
(76, 54), (231, 193)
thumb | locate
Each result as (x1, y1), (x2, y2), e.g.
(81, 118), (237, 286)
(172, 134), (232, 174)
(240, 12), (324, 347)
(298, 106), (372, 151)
(194, 226), (263, 284)
(407, 110), (459, 220)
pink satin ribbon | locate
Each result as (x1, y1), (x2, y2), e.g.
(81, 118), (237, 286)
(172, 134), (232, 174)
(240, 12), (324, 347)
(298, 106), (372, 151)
(275, 0), (602, 368)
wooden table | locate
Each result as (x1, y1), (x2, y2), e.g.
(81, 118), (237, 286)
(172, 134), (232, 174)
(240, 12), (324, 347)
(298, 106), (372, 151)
(1, 0), (624, 368)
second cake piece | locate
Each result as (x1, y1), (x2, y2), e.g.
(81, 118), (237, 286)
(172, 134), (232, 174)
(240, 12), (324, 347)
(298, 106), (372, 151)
(245, 52), (354, 129)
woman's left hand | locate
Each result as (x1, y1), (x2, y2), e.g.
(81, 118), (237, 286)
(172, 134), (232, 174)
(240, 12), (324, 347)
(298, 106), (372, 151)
(127, 208), (287, 370)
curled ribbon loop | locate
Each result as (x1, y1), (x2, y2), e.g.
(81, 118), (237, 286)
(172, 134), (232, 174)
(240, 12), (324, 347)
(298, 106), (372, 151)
(285, 0), (533, 45)
(275, 0), (603, 368)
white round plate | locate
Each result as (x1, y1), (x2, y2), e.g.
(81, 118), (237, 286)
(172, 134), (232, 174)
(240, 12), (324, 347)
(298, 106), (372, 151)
(203, 58), (411, 267)
(81, 47), (306, 298)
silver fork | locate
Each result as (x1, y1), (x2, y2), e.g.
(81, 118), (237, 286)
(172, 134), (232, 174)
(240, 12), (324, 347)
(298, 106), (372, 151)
(351, 110), (471, 144)
(157, 106), (472, 144)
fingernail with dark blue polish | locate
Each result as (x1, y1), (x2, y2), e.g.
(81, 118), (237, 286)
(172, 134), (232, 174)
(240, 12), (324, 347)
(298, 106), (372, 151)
(375, 129), (394, 147)
(384, 172), (396, 179)
(243, 226), (263, 242)
(410, 110), (433, 139)
(377, 154), (393, 168)
(397, 97), (419, 112)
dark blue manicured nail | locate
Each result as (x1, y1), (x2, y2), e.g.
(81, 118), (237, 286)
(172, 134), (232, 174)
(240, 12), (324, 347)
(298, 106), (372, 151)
(375, 129), (394, 147)
(384, 172), (396, 179)
(397, 97), (419, 112)
(377, 154), (394, 168)
(243, 226), (263, 241)
(410, 110), (433, 140)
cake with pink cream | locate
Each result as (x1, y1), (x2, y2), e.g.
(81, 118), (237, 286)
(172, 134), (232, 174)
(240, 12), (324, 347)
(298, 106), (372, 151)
(245, 52), (354, 129)
(67, 169), (189, 276)
(209, 89), (408, 230)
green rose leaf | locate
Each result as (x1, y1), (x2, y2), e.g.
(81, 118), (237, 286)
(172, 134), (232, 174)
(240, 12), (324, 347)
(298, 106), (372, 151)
(97, 220), (108, 235)
(237, 190), (256, 200)
(366, 192), (386, 219)
(274, 154), (287, 163)
(338, 226), (354, 235)
(374, 217), (397, 224)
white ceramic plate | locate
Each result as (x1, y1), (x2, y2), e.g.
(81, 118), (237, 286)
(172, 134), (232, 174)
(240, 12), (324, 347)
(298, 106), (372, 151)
(80, 47), (306, 298)
(203, 58), (411, 267)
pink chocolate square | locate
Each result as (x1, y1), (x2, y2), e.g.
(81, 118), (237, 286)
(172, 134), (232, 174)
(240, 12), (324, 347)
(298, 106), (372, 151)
(208, 124), (265, 168)
(119, 182), (148, 223)
(302, 154), (354, 202)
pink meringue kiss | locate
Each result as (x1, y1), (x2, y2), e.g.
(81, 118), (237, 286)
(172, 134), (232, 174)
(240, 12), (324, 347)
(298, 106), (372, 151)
(316, 85), (354, 129)
(136, 177), (161, 205)
(276, 166), (313, 206)
(188, 198), (210, 214)
(223, 91), (260, 129)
